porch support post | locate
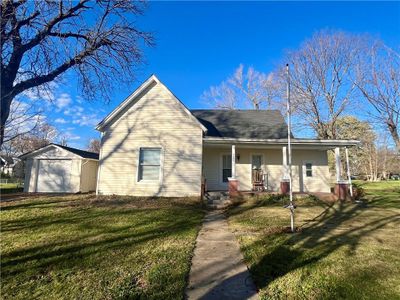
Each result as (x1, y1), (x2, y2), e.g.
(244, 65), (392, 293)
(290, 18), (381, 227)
(334, 147), (349, 200)
(231, 144), (236, 179)
(280, 146), (290, 195)
(345, 147), (353, 198)
(282, 146), (288, 179)
(228, 144), (239, 198)
(335, 147), (342, 182)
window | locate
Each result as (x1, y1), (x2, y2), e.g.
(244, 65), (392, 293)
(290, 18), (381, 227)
(138, 148), (161, 181)
(222, 154), (232, 182)
(305, 163), (313, 177)
(252, 155), (262, 170)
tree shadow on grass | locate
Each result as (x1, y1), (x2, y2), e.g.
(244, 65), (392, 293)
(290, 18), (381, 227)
(1, 205), (204, 280)
(231, 199), (400, 297)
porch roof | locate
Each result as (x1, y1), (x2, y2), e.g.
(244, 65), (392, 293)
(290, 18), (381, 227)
(191, 109), (289, 139)
(203, 137), (359, 150)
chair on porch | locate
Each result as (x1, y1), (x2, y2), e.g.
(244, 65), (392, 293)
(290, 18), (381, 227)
(252, 169), (265, 192)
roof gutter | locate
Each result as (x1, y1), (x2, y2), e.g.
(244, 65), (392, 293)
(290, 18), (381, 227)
(203, 137), (360, 147)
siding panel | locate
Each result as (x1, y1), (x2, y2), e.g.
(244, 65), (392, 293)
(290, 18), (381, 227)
(97, 82), (203, 197)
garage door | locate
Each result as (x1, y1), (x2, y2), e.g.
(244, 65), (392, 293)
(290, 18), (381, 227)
(36, 160), (72, 192)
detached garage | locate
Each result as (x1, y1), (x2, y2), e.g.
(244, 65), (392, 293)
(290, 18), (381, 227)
(20, 144), (99, 193)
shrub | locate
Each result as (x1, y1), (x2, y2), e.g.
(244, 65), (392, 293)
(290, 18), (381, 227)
(352, 182), (365, 200)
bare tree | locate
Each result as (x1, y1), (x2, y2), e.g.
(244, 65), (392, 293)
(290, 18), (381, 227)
(1, 0), (154, 145)
(3, 101), (42, 144)
(87, 138), (100, 153)
(356, 41), (400, 152)
(202, 64), (280, 110)
(282, 30), (366, 139)
(2, 121), (58, 156)
(330, 115), (379, 180)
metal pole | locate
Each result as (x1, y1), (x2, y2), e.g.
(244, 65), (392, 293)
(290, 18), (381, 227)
(286, 64), (295, 233)
(345, 147), (353, 197)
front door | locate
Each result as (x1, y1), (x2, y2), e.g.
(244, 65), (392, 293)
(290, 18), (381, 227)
(251, 155), (262, 176)
(221, 154), (232, 188)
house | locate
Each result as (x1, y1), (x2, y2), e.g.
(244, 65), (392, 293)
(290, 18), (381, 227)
(0, 155), (23, 177)
(95, 75), (358, 198)
(20, 144), (99, 193)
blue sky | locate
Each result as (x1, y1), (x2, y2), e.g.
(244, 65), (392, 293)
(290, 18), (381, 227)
(34, 1), (400, 149)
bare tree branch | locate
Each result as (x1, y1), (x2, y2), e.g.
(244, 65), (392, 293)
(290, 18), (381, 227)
(281, 30), (366, 139)
(1, 0), (154, 145)
(356, 41), (400, 152)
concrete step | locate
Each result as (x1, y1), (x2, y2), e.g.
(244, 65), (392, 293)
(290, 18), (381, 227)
(206, 199), (232, 210)
(207, 199), (231, 205)
(207, 203), (230, 210)
(204, 192), (229, 201)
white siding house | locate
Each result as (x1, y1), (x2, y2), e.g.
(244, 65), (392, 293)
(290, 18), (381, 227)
(96, 75), (206, 197)
(95, 75), (358, 197)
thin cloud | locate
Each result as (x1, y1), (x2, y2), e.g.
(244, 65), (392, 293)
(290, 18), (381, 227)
(72, 113), (100, 127)
(55, 93), (72, 111)
(54, 118), (67, 124)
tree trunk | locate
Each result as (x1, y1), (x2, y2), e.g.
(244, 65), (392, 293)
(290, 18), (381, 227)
(387, 122), (400, 153)
(0, 84), (14, 146)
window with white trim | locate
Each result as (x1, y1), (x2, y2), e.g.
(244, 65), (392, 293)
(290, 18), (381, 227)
(138, 148), (161, 181)
(222, 154), (232, 182)
(305, 162), (313, 177)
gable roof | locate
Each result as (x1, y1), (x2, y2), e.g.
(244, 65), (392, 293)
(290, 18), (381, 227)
(19, 144), (99, 160)
(190, 109), (289, 139)
(96, 74), (207, 132)
(54, 144), (99, 159)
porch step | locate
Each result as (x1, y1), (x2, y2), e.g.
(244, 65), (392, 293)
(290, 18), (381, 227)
(204, 191), (229, 201)
(204, 191), (231, 209)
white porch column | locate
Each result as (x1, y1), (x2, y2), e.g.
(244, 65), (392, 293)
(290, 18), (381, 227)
(345, 147), (353, 197)
(282, 146), (289, 179)
(335, 147), (342, 182)
(231, 144), (236, 178)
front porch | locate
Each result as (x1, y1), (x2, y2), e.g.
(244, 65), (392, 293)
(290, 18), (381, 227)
(201, 137), (358, 200)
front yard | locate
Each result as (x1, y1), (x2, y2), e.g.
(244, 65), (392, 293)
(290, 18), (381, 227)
(228, 181), (400, 299)
(1, 181), (399, 299)
(0, 182), (24, 194)
(1, 194), (205, 299)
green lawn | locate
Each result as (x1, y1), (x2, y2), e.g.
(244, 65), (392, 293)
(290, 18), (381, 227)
(227, 183), (400, 299)
(353, 180), (400, 208)
(1, 194), (205, 300)
(0, 182), (24, 194)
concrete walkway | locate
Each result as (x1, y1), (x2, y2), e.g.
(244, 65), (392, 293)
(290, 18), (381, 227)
(186, 210), (258, 300)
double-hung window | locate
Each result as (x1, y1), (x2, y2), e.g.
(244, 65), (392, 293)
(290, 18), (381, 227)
(138, 148), (161, 181)
(305, 162), (313, 177)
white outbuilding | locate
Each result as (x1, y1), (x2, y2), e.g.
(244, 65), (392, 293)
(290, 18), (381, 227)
(20, 144), (99, 193)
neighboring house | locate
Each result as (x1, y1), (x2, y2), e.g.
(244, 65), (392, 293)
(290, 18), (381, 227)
(20, 144), (99, 193)
(0, 155), (23, 178)
(95, 75), (358, 197)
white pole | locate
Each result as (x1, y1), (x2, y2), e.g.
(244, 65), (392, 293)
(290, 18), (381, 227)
(335, 147), (341, 183)
(345, 147), (353, 197)
(286, 64), (295, 233)
(231, 144), (236, 179)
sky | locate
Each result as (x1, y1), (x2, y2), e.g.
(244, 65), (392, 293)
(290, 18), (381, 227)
(25, 1), (400, 149)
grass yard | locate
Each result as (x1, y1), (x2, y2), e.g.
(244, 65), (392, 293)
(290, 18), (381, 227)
(0, 182), (24, 194)
(353, 180), (400, 209)
(1, 194), (205, 300)
(227, 182), (400, 299)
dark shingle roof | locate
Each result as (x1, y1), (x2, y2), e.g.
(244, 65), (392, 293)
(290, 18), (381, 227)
(54, 144), (99, 159)
(190, 109), (289, 139)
